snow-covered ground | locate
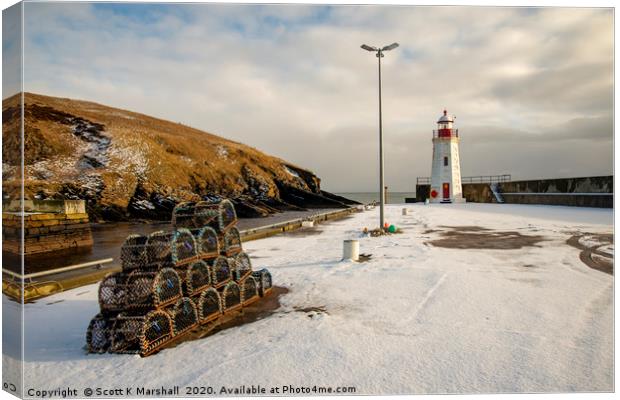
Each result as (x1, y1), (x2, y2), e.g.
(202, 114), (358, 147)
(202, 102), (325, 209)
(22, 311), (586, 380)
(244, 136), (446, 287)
(4, 203), (613, 396)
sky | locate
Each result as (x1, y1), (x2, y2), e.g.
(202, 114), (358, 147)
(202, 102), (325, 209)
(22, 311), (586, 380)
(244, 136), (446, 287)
(2, 2), (614, 192)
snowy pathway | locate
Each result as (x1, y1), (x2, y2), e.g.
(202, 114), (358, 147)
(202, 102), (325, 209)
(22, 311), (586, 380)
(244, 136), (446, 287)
(4, 203), (613, 395)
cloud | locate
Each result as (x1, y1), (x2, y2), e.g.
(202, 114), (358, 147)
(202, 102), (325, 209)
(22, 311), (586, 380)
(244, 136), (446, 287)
(11, 3), (614, 191)
(2, 3), (22, 97)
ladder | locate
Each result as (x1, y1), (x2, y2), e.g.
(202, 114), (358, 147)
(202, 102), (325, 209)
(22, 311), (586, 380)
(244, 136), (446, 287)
(490, 183), (505, 203)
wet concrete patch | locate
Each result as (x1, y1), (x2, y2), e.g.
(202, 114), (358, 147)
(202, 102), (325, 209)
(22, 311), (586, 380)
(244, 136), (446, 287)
(438, 225), (491, 232)
(293, 305), (329, 318)
(566, 233), (614, 275)
(427, 226), (546, 250)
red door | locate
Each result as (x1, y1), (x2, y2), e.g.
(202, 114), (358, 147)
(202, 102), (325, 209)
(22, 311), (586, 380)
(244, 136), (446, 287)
(443, 183), (450, 199)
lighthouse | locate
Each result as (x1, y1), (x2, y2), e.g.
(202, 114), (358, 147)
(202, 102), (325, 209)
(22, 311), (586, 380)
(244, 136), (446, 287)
(429, 110), (466, 203)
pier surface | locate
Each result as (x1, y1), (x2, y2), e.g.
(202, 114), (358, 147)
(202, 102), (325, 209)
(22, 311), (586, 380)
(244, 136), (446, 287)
(4, 203), (613, 395)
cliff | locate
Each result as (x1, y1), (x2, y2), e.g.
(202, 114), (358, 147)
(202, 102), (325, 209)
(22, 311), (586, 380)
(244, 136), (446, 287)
(2, 93), (356, 220)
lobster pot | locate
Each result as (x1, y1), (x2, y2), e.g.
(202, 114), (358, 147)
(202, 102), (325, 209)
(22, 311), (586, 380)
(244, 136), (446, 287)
(195, 226), (219, 259)
(221, 281), (242, 312)
(125, 268), (182, 310)
(86, 314), (114, 353)
(146, 231), (174, 269)
(171, 228), (198, 266)
(252, 269), (273, 297)
(170, 297), (199, 335)
(193, 201), (219, 229)
(219, 199), (238, 232)
(185, 261), (211, 296)
(211, 256), (232, 288)
(195, 199), (237, 233)
(172, 202), (197, 229)
(233, 252), (252, 281)
(197, 288), (222, 323)
(98, 272), (129, 314)
(222, 227), (242, 257)
(120, 234), (148, 271)
(241, 276), (259, 306)
(110, 310), (174, 355)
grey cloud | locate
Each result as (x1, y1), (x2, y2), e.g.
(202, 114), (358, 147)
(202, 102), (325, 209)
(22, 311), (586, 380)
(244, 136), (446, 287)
(11, 3), (614, 192)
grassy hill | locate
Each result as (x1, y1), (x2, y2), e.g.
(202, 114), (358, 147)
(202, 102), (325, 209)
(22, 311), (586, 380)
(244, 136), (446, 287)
(2, 93), (354, 220)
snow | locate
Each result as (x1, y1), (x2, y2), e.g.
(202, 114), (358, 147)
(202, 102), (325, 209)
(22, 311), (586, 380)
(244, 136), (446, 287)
(578, 235), (613, 250)
(599, 244), (614, 256)
(132, 199), (156, 210)
(6, 203), (613, 395)
(283, 165), (301, 178)
(216, 145), (229, 158)
(107, 140), (149, 178)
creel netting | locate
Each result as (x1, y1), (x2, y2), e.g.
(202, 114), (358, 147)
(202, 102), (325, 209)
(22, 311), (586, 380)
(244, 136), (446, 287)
(170, 297), (199, 335)
(222, 227), (242, 256)
(170, 228), (198, 265)
(124, 268), (183, 310)
(241, 275), (259, 305)
(193, 226), (219, 258)
(86, 313), (114, 353)
(252, 269), (273, 297)
(120, 234), (149, 271)
(197, 288), (222, 322)
(211, 256), (232, 287)
(222, 281), (241, 312)
(184, 260), (212, 296)
(233, 251), (253, 281)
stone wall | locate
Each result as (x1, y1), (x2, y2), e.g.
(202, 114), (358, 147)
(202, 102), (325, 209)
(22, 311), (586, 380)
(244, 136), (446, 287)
(7, 199), (87, 214)
(2, 200), (93, 255)
(500, 176), (612, 194)
(462, 183), (496, 203)
(414, 176), (613, 208)
(499, 176), (613, 208)
(3, 212), (93, 255)
(501, 193), (612, 208)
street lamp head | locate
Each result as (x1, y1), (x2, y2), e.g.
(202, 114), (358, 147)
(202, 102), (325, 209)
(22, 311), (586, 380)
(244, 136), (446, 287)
(361, 44), (378, 52)
(382, 42), (399, 51)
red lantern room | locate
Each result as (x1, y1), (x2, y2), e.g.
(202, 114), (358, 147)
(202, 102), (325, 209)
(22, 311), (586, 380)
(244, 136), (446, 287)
(435, 109), (459, 138)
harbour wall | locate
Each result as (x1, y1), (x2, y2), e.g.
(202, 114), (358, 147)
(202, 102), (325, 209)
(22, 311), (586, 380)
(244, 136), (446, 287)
(413, 176), (613, 208)
(2, 200), (93, 255)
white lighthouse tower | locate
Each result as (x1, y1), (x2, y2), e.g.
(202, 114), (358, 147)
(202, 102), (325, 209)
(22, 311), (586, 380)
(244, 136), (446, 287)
(429, 109), (465, 203)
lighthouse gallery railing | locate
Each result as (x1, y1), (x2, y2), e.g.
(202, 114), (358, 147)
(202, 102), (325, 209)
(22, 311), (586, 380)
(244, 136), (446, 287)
(416, 175), (512, 185)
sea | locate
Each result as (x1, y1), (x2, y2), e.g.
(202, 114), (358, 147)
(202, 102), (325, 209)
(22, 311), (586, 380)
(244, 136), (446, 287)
(336, 192), (416, 205)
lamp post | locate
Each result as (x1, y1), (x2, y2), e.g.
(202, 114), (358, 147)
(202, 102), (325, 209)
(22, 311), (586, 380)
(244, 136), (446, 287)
(361, 42), (399, 230)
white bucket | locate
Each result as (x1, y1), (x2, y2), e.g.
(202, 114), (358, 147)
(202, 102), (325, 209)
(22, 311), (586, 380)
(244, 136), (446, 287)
(424, 199), (430, 205)
(402, 208), (411, 216)
(343, 239), (360, 261)
(301, 220), (314, 228)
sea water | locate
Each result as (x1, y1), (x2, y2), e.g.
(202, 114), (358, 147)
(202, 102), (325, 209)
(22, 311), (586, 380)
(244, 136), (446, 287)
(335, 192), (416, 205)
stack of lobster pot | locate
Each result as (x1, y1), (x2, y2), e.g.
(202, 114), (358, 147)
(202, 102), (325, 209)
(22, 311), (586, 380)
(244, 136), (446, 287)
(86, 199), (273, 356)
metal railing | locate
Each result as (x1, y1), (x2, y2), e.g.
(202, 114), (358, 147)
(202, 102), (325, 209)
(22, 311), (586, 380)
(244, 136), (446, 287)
(2, 258), (114, 281)
(462, 174), (512, 184)
(416, 174), (511, 185)
(416, 177), (431, 184)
